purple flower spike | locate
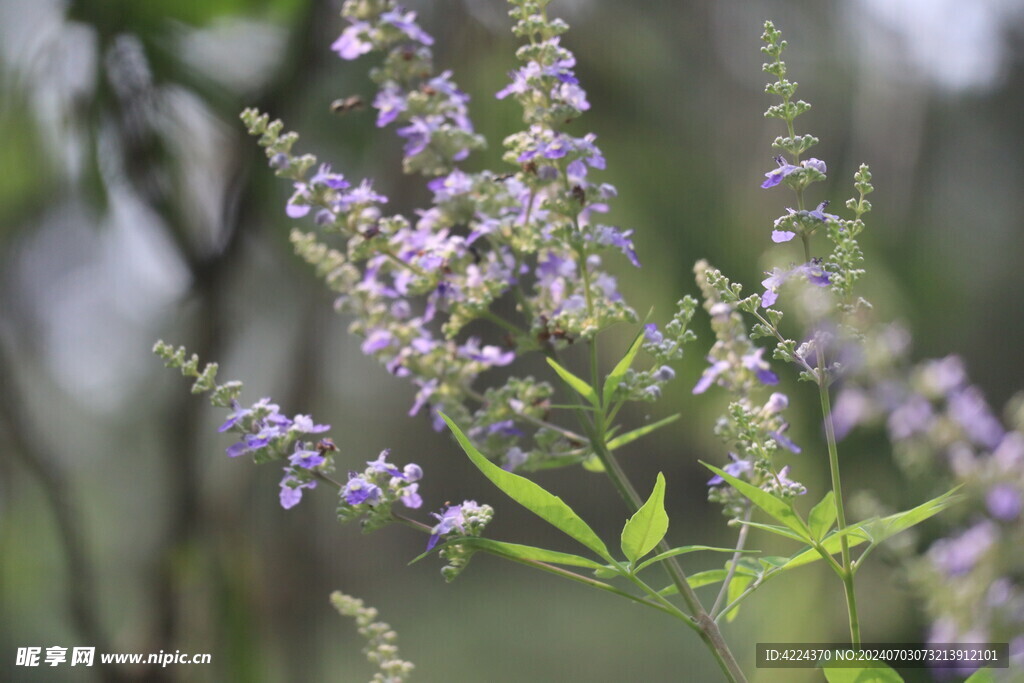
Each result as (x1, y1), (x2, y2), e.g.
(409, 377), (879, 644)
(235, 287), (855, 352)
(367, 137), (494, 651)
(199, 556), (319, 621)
(761, 155), (799, 188)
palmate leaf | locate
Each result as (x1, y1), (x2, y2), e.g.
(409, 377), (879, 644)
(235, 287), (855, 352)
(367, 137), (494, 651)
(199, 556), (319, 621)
(442, 414), (613, 562)
(620, 472), (669, 564)
(702, 462), (812, 542)
(784, 486), (962, 571)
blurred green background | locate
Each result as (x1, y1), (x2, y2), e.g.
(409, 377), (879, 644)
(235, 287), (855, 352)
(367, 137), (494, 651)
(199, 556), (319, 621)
(2, 0), (1023, 681)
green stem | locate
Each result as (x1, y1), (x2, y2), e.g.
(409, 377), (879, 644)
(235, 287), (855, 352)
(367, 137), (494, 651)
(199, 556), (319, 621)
(592, 439), (747, 682)
(711, 504), (752, 618)
(816, 345), (861, 647)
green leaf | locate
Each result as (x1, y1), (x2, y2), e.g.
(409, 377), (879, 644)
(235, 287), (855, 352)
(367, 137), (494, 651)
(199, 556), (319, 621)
(702, 462), (811, 541)
(602, 330), (646, 406)
(447, 537), (607, 571)
(964, 669), (996, 683)
(634, 545), (758, 574)
(545, 357), (600, 407)
(658, 566), (761, 596)
(606, 414), (681, 450)
(722, 573), (753, 623)
(822, 663), (903, 682)
(442, 414), (613, 561)
(734, 519), (812, 543)
(809, 491), (837, 541)
(785, 487), (962, 571)
(620, 472), (669, 564)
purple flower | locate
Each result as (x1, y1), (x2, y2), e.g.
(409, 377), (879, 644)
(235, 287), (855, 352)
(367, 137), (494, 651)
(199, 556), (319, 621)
(428, 169), (473, 202)
(361, 328), (395, 355)
(380, 8), (434, 46)
(760, 260), (831, 308)
(928, 521), (996, 576)
(708, 454), (753, 486)
(279, 470), (317, 509)
(397, 115), (441, 158)
(289, 442), (325, 470)
(374, 83), (408, 127)
(458, 337), (515, 367)
(342, 474), (382, 506)
(427, 502), (471, 550)
(310, 163), (350, 190)
(367, 449), (404, 478)
(807, 200), (838, 222)
(554, 81), (589, 111)
(769, 425), (801, 453)
(948, 387), (1005, 450)
(591, 225), (640, 268)
(761, 155), (799, 188)
(644, 323), (663, 344)
(986, 485), (1021, 521)
(487, 420), (524, 437)
(888, 395), (934, 440)
(764, 392), (789, 414)
(742, 348), (779, 386)
(399, 483), (423, 509)
(693, 358), (730, 394)
(219, 400), (251, 432)
(332, 21), (373, 60)
(341, 179), (388, 208)
(292, 414), (330, 434)
(803, 158), (826, 174)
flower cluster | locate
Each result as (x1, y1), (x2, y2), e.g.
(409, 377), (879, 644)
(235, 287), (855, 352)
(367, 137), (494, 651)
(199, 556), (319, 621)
(155, 341), (428, 529)
(828, 329), (1024, 663)
(337, 450), (424, 531)
(334, 0), (483, 176)
(426, 500), (494, 582)
(693, 262), (805, 518)
(330, 591), (415, 682)
(242, 0), (691, 476)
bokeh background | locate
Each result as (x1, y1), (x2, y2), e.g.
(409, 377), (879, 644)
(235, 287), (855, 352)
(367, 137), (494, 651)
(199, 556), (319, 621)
(2, 0), (1023, 681)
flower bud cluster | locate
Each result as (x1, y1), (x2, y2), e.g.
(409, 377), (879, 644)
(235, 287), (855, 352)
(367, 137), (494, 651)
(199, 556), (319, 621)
(330, 590), (415, 682)
(692, 263), (805, 518)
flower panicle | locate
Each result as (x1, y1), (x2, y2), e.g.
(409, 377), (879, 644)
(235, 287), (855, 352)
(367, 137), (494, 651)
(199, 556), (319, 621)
(330, 591), (415, 682)
(691, 263), (805, 518)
